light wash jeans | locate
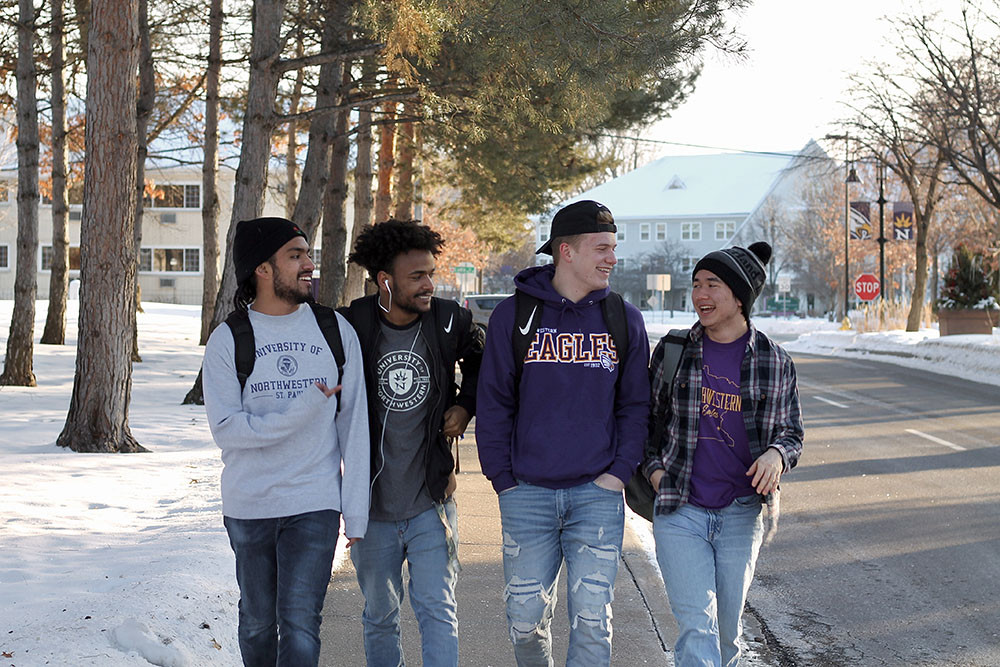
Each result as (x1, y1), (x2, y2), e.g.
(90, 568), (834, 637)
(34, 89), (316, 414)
(223, 509), (341, 667)
(497, 480), (625, 667)
(351, 499), (459, 667)
(653, 495), (764, 667)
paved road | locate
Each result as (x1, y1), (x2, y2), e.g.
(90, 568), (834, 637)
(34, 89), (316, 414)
(750, 352), (1000, 666)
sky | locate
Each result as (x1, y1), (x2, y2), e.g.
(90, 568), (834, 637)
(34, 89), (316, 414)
(2, 298), (999, 665)
(644, 0), (931, 156)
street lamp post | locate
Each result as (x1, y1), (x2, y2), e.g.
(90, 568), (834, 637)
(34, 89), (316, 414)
(826, 133), (861, 321)
(876, 160), (887, 308)
(843, 156), (861, 320)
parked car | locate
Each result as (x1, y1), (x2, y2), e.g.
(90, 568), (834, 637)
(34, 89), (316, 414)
(463, 293), (511, 331)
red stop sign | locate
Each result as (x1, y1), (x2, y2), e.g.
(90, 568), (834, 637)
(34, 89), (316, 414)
(854, 273), (880, 301)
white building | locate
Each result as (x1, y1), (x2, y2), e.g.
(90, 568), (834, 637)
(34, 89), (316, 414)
(537, 142), (823, 311)
(0, 162), (287, 305)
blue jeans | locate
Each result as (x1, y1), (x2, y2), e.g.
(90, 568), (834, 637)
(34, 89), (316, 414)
(497, 481), (625, 667)
(223, 509), (340, 667)
(653, 496), (764, 667)
(351, 500), (459, 666)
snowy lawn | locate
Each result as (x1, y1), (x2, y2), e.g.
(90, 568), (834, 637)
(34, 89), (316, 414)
(2, 300), (999, 666)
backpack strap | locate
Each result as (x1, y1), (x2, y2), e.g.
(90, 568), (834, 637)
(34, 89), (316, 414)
(600, 291), (629, 395)
(512, 290), (543, 392)
(647, 328), (689, 458)
(225, 310), (255, 392)
(308, 301), (345, 412)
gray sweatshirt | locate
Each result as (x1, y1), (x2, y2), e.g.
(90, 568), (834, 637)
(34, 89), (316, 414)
(203, 304), (370, 538)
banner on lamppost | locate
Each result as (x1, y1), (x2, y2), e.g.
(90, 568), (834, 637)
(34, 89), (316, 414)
(893, 201), (914, 240)
(849, 201), (872, 239)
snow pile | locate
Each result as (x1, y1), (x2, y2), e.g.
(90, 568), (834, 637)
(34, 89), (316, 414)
(786, 327), (1000, 387)
(109, 620), (191, 667)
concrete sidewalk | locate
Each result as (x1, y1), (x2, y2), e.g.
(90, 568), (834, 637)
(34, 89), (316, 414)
(320, 431), (679, 666)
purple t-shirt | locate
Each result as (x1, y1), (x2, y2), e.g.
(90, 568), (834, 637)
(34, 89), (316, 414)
(689, 331), (757, 509)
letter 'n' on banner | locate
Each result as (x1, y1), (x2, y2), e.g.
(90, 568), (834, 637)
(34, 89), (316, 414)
(893, 201), (915, 240)
(850, 201), (872, 239)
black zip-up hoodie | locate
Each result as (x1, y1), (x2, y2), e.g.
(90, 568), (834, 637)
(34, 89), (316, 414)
(340, 295), (484, 502)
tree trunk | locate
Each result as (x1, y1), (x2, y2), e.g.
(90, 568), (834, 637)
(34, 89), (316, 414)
(906, 209), (931, 332)
(58, 0), (145, 453)
(132, 0), (154, 364)
(931, 250), (939, 308)
(284, 32), (305, 218)
(319, 65), (350, 307)
(206, 0), (287, 335)
(2, 0), (40, 388)
(41, 0), (69, 346)
(290, 0), (349, 241)
(199, 0), (223, 345)
(342, 56), (375, 305)
(187, 0), (286, 405)
(374, 100), (396, 222)
(393, 102), (415, 219)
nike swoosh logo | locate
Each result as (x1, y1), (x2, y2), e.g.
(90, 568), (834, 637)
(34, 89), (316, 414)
(518, 306), (537, 336)
(443, 314), (453, 333)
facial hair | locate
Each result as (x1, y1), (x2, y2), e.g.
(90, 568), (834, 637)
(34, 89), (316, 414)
(272, 265), (313, 305)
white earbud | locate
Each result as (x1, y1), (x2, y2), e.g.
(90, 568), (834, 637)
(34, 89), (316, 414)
(378, 278), (392, 313)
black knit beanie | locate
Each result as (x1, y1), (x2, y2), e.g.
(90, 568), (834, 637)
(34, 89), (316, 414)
(233, 217), (308, 286)
(692, 241), (772, 320)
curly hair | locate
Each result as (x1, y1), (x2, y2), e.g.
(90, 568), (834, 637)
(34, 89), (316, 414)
(348, 219), (445, 280)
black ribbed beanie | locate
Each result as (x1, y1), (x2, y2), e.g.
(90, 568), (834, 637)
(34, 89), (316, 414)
(692, 241), (772, 320)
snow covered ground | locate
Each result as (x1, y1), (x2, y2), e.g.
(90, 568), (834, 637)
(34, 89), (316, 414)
(2, 300), (999, 666)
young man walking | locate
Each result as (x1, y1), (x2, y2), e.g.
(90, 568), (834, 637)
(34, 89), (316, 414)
(476, 200), (651, 666)
(642, 241), (803, 667)
(340, 219), (484, 667)
(203, 217), (369, 666)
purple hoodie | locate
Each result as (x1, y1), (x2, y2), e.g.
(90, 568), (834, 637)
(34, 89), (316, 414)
(475, 264), (651, 493)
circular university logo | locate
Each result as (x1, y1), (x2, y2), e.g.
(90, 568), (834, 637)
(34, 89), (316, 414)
(276, 355), (298, 377)
(376, 350), (430, 412)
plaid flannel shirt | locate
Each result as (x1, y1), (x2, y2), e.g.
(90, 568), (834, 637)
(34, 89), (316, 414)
(641, 322), (803, 516)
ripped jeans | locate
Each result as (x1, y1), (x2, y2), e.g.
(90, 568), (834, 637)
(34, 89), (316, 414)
(497, 480), (624, 667)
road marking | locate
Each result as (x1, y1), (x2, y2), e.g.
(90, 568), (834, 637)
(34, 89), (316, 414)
(815, 396), (849, 409)
(905, 428), (967, 451)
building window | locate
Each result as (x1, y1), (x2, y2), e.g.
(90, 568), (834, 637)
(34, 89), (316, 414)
(538, 223), (550, 244)
(0, 244), (8, 268)
(681, 256), (697, 273)
(144, 184), (201, 209)
(139, 247), (201, 273)
(681, 222), (701, 241)
(656, 223), (666, 241)
(640, 223), (650, 242)
(715, 221), (735, 240)
(41, 246), (82, 271)
(616, 224), (626, 242)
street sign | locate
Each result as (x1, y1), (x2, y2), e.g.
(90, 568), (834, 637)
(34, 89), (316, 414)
(854, 273), (880, 301)
(646, 274), (671, 291)
(453, 262), (475, 274)
(766, 297), (800, 312)
(777, 275), (791, 293)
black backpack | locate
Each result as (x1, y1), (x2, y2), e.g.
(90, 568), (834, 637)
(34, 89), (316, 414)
(225, 301), (345, 410)
(624, 328), (689, 521)
(512, 289), (629, 394)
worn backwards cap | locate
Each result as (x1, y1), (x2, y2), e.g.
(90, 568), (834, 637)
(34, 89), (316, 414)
(233, 217), (308, 286)
(536, 200), (617, 255)
(692, 241), (772, 320)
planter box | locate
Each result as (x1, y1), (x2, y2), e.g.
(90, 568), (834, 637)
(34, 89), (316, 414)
(938, 308), (999, 336)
